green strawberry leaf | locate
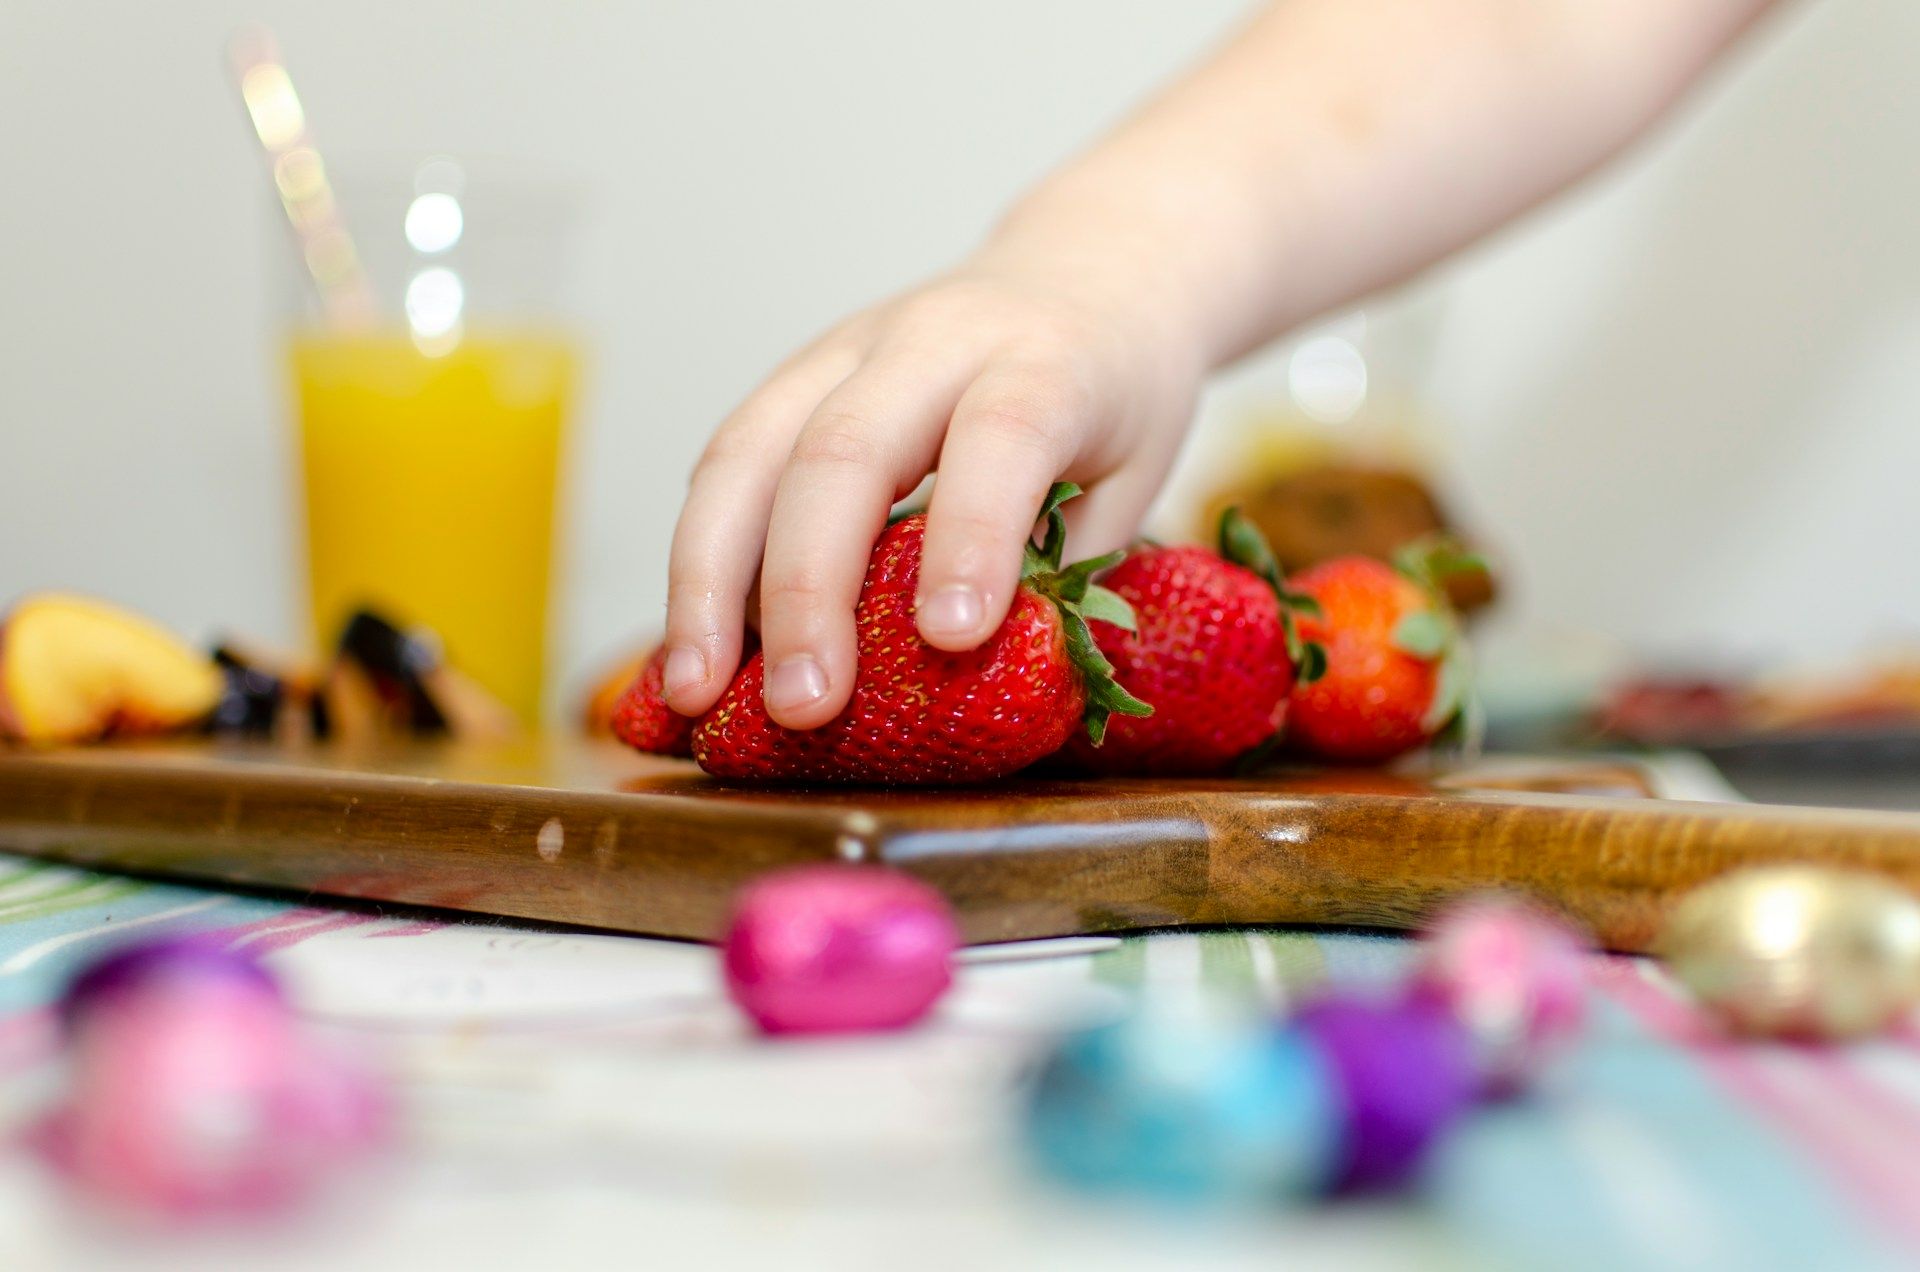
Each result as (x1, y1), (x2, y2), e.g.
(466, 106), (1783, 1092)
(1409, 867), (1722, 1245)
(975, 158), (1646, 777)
(1078, 582), (1138, 631)
(1218, 506), (1282, 580)
(1379, 532), (1484, 748)
(1036, 480), (1082, 522)
(1045, 550), (1127, 604)
(1420, 626), (1484, 758)
(1392, 534), (1488, 594)
(1424, 654), (1465, 734)
(1216, 505), (1328, 685)
(1285, 593), (1324, 621)
(1392, 611), (1449, 659)
(1059, 605), (1153, 745)
(1025, 481), (1080, 574)
(1427, 641), (1484, 756)
(1019, 482), (1153, 743)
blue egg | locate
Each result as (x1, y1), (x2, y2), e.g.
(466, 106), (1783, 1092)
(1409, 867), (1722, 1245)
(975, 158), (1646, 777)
(1022, 1007), (1339, 1205)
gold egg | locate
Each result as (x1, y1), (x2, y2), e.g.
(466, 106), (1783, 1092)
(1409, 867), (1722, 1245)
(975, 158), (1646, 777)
(1658, 866), (1920, 1040)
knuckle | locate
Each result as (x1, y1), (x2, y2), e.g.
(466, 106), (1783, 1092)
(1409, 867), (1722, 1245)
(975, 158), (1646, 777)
(966, 392), (1070, 457)
(759, 569), (837, 611)
(931, 506), (1011, 549)
(790, 416), (887, 472)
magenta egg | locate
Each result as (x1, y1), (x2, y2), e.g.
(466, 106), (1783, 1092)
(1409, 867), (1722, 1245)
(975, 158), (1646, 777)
(1411, 894), (1589, 1097)
(722, 865), (960, 1035)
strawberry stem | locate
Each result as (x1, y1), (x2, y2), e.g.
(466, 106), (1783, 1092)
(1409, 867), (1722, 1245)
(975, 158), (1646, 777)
(1022, 482), (1153, 744)
(1392, 534), (1488, 594)
(1389, 534), (1482, 744)
(1216, 507), (1328, 683)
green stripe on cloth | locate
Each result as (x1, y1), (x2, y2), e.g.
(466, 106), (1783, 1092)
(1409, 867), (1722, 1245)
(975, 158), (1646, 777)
(1091, 935), (1147, 991)
(1197, 931), (1258, 997)
(1261, 929), (1329, 995)
(0, 875), (146, 923)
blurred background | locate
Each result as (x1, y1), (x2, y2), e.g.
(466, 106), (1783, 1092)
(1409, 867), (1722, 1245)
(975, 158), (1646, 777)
(4, 0), (1918, 721)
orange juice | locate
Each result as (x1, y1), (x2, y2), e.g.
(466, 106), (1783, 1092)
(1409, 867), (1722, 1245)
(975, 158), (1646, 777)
(291, 328), (576, 723)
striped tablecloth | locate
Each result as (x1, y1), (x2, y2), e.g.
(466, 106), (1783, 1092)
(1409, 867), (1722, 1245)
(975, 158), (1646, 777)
(2, 766), (1915, 1271)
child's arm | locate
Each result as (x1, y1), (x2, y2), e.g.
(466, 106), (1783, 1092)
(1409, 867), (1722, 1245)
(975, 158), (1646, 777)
(662, 0), (1777, 729)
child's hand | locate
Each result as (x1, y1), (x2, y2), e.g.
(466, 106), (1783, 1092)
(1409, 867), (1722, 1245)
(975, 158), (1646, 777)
(660, 255), (1203, 730)
(655, 0), (1772, 732)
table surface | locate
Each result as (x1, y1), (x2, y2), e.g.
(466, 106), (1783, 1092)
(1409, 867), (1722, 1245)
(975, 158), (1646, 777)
(3, 754), (1917, 1272)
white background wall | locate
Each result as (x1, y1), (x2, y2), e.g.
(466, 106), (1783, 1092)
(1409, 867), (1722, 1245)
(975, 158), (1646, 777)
(3, 0), (1917, 711)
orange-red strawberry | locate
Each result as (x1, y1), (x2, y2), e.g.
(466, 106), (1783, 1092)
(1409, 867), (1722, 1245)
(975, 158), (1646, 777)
(1284, 541), (1478, 763)
(609, 645), (695, 757)
(1063, 509), (1323, 775)
(609, 634), (759, 757)
(691, 484), (1150, 784)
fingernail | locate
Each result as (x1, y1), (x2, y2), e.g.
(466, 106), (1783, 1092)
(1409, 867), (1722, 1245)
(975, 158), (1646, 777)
(662, 645), (706, 699)
(766, 655), (829, 714)
(918, 585), (983, 638)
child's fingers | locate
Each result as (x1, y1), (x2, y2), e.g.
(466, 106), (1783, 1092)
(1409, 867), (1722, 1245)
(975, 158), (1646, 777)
(755, 351), (972, 729)
(915, 362), (1089, 651)
(661, 347), (860, 716)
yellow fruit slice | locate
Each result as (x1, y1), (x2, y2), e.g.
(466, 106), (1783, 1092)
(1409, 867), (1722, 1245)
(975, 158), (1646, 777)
(0, 594), (221, 744)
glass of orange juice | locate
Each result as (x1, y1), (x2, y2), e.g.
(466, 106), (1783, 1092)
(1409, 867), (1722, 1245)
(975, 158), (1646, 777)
(285, 160), (580, 725)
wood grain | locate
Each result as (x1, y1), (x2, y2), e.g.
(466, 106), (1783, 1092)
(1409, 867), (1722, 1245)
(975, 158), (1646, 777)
(2, 739), (1918, 951)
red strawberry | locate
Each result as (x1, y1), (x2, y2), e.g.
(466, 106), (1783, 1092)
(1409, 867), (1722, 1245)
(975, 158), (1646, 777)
(1284, 541), (1478, 763)
(1063, 509), (1323, 775)
(612, 634), (763, 757)
(610, 645), (695, 757)
(692, 484), (1149, 784)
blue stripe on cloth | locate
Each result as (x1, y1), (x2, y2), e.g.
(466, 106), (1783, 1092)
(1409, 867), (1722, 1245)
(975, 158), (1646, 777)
(1310, 929), (1417, 989)
(0, 854), (293, 1016)
(1428, 984), (1905, 1271)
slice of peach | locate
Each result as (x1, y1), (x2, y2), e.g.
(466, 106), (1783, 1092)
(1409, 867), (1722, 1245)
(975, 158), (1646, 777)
(0, 594), (222, 744)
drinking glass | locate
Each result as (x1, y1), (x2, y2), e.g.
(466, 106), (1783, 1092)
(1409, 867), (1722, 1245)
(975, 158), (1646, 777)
(284, 158), (580, 725)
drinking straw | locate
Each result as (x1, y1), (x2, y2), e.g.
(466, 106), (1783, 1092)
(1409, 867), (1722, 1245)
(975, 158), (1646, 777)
(226, 25), (377, 327)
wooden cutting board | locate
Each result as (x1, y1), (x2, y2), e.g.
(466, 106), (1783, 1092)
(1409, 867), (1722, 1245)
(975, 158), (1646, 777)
(4, 739), (1920, 952)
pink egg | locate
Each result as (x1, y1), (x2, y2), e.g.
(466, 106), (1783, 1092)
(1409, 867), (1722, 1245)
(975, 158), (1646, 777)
(37, 943), (391, 1218)
(1410, 894), (1589, 1097)
(722, 865), (960, 1035)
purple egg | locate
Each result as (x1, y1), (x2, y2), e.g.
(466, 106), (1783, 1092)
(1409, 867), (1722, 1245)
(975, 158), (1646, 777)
(722, 865), (959, 1035)
(62, 935), (281, 1031)
(1293, 992), (1479, 1193)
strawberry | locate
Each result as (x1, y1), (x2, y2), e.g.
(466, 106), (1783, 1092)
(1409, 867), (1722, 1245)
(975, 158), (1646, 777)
(609, 633), (760, 758)
(690, 484), (1150, 784)
(1284, 540), (1479, 763)
(609, 645), (696, 757)
(1062, 509), (1324, 775)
